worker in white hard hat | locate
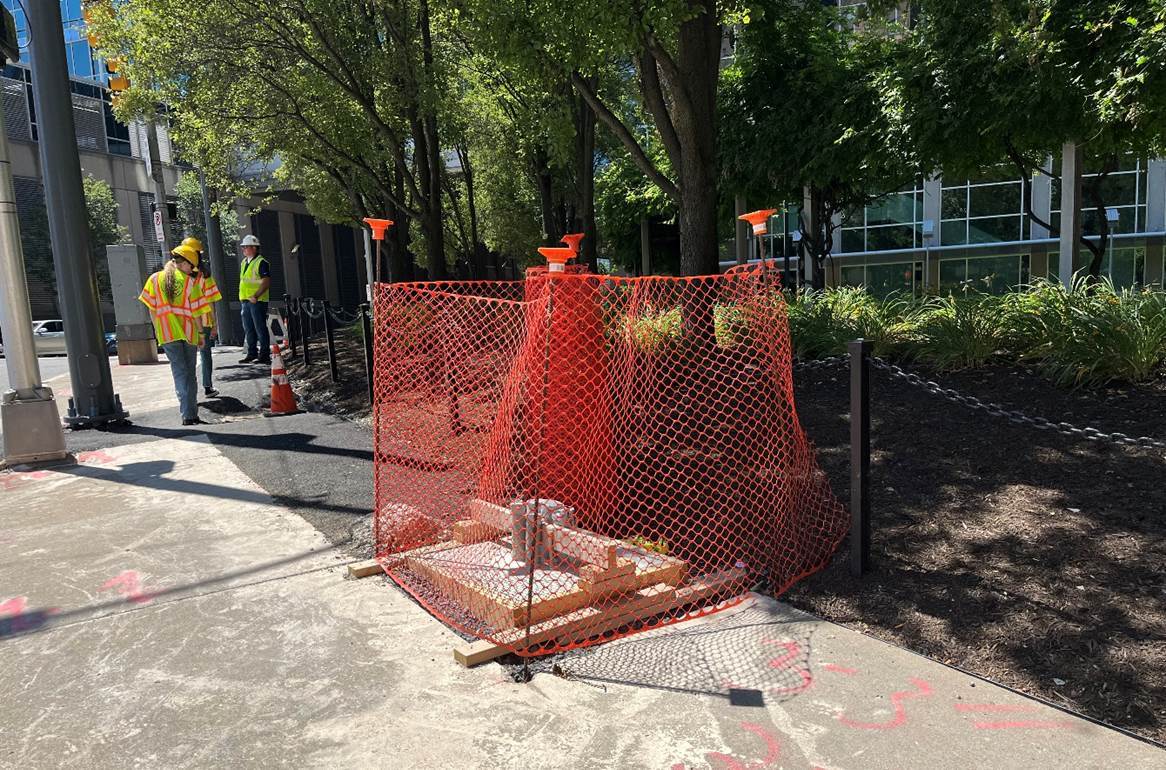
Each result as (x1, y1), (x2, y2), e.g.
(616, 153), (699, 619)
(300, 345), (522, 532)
(237, 233), (272, 364)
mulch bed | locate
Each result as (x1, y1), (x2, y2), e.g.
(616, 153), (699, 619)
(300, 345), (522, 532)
(786, 360), (1166, 744)
(287, 329), (1166, 742)
(285, 327), (372, 426)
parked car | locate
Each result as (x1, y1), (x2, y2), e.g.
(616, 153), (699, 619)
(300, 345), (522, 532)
(0, 321), (117, 357)
(29, 320), (68, 355)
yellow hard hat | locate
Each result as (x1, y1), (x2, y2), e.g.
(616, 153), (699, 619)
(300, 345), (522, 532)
(181, 236), (204, 253)
(170, 243), (200, 267)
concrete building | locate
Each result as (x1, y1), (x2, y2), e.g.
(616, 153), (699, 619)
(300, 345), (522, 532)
(2, 1), (364, 334)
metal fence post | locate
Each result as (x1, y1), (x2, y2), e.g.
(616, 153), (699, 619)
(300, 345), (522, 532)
(324, 300), (340, 383)
(283, 294), (297, 358)
(360, 303), (374, 404)
(300, 298), (312, 366)
(849, 338), (871, 577)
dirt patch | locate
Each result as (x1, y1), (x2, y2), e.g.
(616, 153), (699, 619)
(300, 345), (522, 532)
(285, 327), (372, 427)
(786, 360), (1166, 744)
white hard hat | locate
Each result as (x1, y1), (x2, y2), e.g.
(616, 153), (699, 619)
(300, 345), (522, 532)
(241, 234), (260, 247)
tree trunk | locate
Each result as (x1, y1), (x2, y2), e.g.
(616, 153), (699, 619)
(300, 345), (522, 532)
(673, 2), (721, 276)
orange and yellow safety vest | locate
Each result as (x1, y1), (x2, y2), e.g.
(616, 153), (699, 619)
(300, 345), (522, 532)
(194, 273), (222, 327)
(138, 270), (209, 345)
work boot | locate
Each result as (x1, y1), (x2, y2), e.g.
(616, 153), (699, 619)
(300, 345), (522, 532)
(256, 355), (272, 366)
(204, 387), (220, 397)
(238, 354), (257, 364)
(182, 417), (206, 426)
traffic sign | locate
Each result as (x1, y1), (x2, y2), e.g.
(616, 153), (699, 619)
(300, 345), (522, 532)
(153, 209), (164, 242)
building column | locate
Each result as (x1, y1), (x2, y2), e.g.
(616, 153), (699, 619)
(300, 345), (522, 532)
(1144, 159), (1166, 286)
(318, 221), (340, 304)
(1028, 157), (1055, 280)
(277, 208), (303, 298)
(734, 195), (748, 265)
(1058, 142), (1083, 288)
(922, 174), (942, 292)
(802, 186), (817, 285)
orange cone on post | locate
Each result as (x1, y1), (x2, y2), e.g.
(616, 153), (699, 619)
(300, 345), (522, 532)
(265, 343), (299, 417)
(738, 208), (778, 261)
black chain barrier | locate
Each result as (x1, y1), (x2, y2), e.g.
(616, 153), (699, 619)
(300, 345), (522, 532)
(282, 296), (374, 394)
(793, 355), (1166, 452)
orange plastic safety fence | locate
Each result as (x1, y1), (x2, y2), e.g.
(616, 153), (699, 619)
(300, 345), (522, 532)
(372, 264), (846, 656)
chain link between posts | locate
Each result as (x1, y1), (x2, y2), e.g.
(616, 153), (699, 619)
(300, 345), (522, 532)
(793, 355), (1166, 451)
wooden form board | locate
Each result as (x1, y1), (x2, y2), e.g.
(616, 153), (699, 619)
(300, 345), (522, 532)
(452, 566), (751, 666)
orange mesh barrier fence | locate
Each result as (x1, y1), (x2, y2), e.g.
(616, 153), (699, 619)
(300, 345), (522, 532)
(372, 264), (846, 656)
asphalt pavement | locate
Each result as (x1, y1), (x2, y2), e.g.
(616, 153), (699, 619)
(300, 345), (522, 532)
(0, 355), (72, 394)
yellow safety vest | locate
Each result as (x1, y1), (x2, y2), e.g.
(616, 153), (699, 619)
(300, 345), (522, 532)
(138, 270), (208, 345)
(195, 274), (222, 327)
(239, 256), (270, 302)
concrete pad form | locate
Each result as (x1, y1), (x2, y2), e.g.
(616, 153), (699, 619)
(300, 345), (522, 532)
(0, 437), (1161, 768)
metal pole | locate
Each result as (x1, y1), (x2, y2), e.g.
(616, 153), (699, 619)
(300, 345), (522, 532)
(300, 298), (311, 366)
(145, 120), (171, 252)
(199, 171), (234, 344)
(324, 300), (339, 383)
(0, 62), (66, 463)
(27, 1), (124, 427)
(283, 294), (296, 358)
(849, 338), (871, 577)
(360, 302), (374, 404)
(362, 227), (374, 304)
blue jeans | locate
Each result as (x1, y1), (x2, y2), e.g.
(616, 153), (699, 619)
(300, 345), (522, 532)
(200, 329), (214, 389)
(162, 341), (199, 421)
(241, 300), (270, 359)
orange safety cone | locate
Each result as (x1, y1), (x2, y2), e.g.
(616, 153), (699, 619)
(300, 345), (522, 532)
(264, 343), (299, 417)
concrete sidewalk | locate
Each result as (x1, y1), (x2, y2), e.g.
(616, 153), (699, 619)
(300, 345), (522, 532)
(1, 359), (1161, 768)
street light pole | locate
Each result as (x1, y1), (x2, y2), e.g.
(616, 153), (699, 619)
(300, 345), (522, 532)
(0, 6), (66, 463)
(27, 0), (125, 427)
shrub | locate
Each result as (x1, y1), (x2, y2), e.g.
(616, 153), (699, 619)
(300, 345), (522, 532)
(786, 288), (920, 359)
(914, 294), (1009, 370)
(1020, 278), (1166, 387)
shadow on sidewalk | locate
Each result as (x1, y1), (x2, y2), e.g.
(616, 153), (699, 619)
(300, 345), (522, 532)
(553, 603), (818, 707)
(57, 460), (370, 517)
(0, 541), (362, 642)
(100, 424), (373, 463)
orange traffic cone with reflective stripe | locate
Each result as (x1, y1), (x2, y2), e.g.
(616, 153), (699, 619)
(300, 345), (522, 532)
(265, 343), (299, 417)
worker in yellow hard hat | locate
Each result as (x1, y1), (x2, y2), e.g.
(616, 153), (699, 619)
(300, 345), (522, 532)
(138, 242), (209, 425)
(182, 237), (223, 397)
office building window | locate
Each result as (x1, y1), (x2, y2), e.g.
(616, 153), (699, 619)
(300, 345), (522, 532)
(941, 168), (1024, 246)
(1047, 247), (1145, 289)
(840, 261), (921, 298)
(939, 254), (1025, 295)
(839, 186), (923, 254)
(1050, 157), (1148, 237)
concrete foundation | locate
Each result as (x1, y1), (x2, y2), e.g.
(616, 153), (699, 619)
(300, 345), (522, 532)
(0, 391), (66, 464)
(116, 335), (158, 366)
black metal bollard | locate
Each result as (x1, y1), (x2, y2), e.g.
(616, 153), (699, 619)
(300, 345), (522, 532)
(283, 294), (297, 358)
(324, 300), (340, 383)
(300, 298), (311, 366)
(360, 303), (374, 405)
(849, 338), (872, 577)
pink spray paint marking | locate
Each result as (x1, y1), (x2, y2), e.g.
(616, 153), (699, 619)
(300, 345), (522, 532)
(0, 470), (50, 490)
(973, 719), (1076, 730)
(706, 722), (782, 770)
(761, 639), (813, 695)
(0, 596), (28, 616)
(954, 703), (1037, 714)
(837, 677), (933, 730)
(822, 663), (858, 676)
(77, 450), (115, 465)
(99, 570), (155, 604)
